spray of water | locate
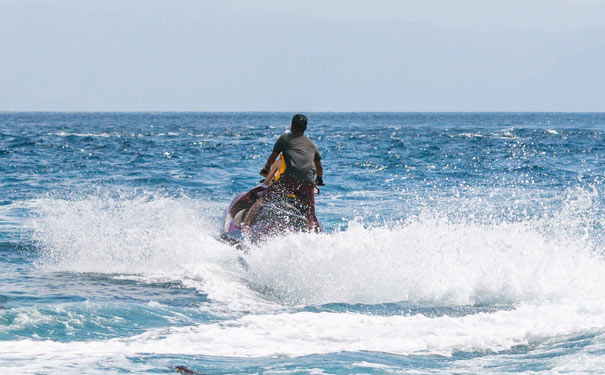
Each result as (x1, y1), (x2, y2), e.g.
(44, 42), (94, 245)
(26, 187), (605, 309)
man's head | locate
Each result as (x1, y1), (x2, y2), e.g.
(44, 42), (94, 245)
(291, 114), (308, 134)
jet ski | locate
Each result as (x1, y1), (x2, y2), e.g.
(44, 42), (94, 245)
(221, 182), (322, 245)
(221, 155), (322, 246)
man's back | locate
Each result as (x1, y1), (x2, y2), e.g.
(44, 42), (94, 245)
(272, 133), (321, 182)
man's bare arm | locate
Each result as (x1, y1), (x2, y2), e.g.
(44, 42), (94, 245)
(314, 159), (324, 185)
(260, 152), (279, 176)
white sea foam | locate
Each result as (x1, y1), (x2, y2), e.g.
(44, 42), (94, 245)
(1, 303), (605, 363)
(49, 131), (114, 137)
(431, 330), (605, 374)
(491, 129), (516, 139)
(29, 193), (220, 274)
(27, 188), (605, 310)
(458, 132), (484, 138)
(27, 192), (274, 313)
(10, 189), (605, 372)
(243, 217), (604, 306)
(351, 361), (397, 369)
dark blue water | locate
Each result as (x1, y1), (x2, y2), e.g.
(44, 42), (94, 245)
(1, 112), (604, 374)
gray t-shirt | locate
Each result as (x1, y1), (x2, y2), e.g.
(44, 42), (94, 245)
(272, 133), (321, 182)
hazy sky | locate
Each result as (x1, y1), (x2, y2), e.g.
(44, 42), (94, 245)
(1, 0), (604, 111)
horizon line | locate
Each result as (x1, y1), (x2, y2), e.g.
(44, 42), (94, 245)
(2, 110), (605, 114)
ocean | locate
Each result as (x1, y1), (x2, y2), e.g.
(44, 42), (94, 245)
(1, 112), (604, 374)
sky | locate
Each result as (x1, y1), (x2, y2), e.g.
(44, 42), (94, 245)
(1, 0), (604, 111)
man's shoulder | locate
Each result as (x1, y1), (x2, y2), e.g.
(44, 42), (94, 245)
(302, 135), (318, 148)
(273, 133), (289, 145)
(276, 133), (318, 149)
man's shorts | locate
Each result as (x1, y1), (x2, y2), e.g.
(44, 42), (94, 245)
(264, 175), (318, 227)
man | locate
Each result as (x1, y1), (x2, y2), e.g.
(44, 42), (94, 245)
(243, 114), (323, 230)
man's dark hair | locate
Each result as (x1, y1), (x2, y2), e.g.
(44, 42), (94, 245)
(291, 114), (308, 133)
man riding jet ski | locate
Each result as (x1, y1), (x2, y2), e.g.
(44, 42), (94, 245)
(222, 114), (324, 244)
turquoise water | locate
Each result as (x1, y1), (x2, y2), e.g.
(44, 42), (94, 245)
(1, 112), (605, 374)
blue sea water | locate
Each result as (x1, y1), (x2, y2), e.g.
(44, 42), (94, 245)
(1, 112), (604, 374)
